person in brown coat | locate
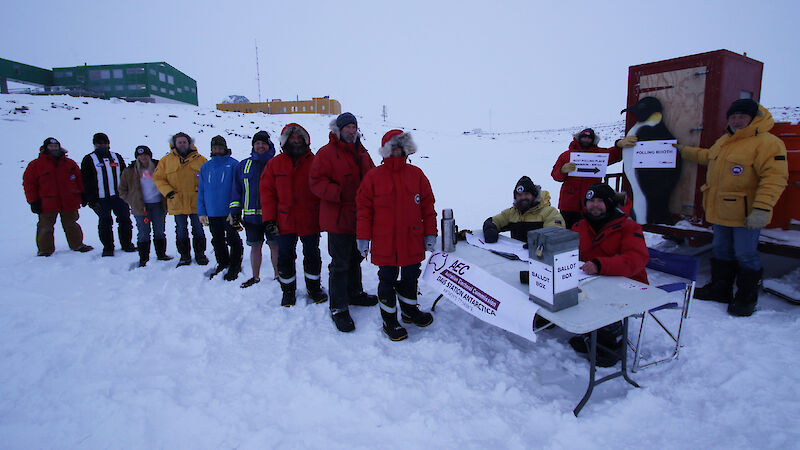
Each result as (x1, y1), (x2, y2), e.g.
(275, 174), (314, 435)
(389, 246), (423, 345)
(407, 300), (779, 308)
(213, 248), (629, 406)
(118, 145), (173, 267)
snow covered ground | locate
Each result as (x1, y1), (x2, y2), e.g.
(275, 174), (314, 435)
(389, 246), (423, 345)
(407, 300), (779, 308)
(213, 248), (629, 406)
(1, 94), (799, 448)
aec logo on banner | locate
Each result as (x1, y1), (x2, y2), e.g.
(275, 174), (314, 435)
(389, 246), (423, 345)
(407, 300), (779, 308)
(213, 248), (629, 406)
(425, 252), (500, 317)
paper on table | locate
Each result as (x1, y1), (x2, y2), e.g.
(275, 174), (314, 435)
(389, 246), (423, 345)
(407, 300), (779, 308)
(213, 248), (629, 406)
(465, 230), (531, 262)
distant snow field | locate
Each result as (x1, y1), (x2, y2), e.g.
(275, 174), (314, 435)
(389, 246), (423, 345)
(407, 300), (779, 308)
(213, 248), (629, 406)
(1, 94), (798, 449)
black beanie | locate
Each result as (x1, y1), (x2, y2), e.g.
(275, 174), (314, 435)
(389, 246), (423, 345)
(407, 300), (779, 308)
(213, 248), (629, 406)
(584, 183), (617, 212)
(514, 176), (540, 198)
(134, 145), (152, 157)
(726, 99), (759, 119)
(43, 137), (61, 148)
(252, 130), (272, 147)
(335, 112), (357, 130)
(93, 132), (110, 145)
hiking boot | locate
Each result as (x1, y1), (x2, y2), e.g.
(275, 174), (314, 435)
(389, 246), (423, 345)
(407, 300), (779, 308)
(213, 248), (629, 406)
(694, 258), (737, 304)
(37, 251), (53, 257)
(350, 292), (378, 307)
(102, 248), (115, 257)
(137, 240), (150, 267)
(280, 279), (297, 307)
(193, 238), (209, 266)
(240, 277), (260, 288)
(380, 303), (408, 341)
(305, 276), (328, 304)
(331, 309), (355, 332)
(121, 243), (137, 253)
(728, 268), (762, 317)
(222, 264), (241, 281)
(176, 238), (191, 267)
(153, 238), (173, 261)
(75, 244), (94, 253)
(207, 264), (228, 280)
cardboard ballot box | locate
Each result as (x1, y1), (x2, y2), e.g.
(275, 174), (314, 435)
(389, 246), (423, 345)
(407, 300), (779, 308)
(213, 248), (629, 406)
(527, 228), (580, 312)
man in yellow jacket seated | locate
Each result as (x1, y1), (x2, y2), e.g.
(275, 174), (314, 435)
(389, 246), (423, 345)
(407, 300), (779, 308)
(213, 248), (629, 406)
(153, 132), (209, 267)
(482, 176), (565, 243)
(678, 99), (788, 317)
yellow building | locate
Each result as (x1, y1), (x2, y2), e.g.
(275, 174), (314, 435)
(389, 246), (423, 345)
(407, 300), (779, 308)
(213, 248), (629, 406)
(216, 97), (341, 115)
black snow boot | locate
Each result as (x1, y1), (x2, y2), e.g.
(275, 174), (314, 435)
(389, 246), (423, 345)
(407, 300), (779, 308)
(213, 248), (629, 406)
(100, 229), (114, 257)
(193, 238), (209, 266)
(380, 301), (408, 342)
(280, 279), (297, 307)
(176, 238), (192, 267)
(693, 258), (738, 304)
(207, 264), (229, 280)
(153, 238), (173, 261)
(399, 298), (434, 327)
(223, 243), (243, 281)
(350, 291), (379, 307)
(305, 276), (328, 304)
(331, 309), (355, 333)
(119, 226), (136, 253)
(137, 240), (150, 267)
(569, 321), (624, 368)
(728, 268), (762, 317)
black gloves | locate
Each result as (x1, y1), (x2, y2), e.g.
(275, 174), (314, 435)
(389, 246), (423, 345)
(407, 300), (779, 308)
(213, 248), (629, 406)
(30, 200), (42, 215)
(165, 191), (176, 200)
(482, 217), (499, 243)
(264, 220), (279, 236)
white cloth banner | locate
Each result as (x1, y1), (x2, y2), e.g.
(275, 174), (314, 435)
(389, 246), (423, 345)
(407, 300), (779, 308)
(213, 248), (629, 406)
(464, 230), (531, 261)
(632, 140), (678, 168)
(568, 152), (609, 178)
(422, 251), (539, 342)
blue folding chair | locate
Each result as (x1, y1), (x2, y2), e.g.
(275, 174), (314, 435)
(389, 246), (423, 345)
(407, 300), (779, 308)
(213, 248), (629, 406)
(629, 248), (699, 372)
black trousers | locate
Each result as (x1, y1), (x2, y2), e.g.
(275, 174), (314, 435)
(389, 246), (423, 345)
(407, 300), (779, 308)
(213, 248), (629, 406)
(208, 216), (243, 266)
(327, 233), (364, 311)
(377, 263), (422, 308)
(93, 196), (133, 248)
(276, 233), (322, 280)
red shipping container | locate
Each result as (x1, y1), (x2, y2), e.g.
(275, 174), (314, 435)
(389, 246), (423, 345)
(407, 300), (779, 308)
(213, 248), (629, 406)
(768, 122), (800, 229)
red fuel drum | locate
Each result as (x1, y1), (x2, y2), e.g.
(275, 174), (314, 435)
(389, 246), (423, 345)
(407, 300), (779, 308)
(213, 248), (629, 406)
(769, 122), (800, 229)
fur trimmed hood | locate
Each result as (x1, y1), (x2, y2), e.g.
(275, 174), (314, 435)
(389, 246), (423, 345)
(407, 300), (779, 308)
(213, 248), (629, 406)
(379, 130), (417, 158)
(329, 118), (361, 142)
(573, 128), (600, 147)
(280, 123), (311, 148)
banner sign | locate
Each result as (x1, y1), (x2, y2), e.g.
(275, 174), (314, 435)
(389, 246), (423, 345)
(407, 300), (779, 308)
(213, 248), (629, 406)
(569, 152), (610, 178)
(633, 140), (678, 168)
(422, 251), (539, 342)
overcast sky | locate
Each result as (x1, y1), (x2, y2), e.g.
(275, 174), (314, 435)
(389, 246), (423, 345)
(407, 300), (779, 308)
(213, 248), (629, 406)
(4, 0), (799, 132)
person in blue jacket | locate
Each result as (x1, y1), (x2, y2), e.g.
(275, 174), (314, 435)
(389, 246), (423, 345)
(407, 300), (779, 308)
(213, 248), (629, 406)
(198, 135), (243, 281)
(229, 130), (279, 288)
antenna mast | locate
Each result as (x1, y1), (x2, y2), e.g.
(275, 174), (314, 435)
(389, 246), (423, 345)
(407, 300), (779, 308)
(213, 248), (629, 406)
(255, 39), (262, 102)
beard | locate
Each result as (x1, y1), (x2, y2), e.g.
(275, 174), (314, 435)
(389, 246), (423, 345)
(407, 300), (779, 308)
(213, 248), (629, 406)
(514, 198), (533, 213)
(47, 148), (65, 158)
(285, 143), (307, 157)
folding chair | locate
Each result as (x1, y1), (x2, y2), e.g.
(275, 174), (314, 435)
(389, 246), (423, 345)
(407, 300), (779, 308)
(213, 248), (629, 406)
(629, 248), (699, 372)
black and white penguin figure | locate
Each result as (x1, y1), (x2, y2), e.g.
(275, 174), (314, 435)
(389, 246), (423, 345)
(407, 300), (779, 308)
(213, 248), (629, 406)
(620, 96), (682, 225)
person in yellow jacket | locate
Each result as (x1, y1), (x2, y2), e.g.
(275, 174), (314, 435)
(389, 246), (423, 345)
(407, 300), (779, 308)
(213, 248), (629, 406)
(482, 176), (565, 243)
(153, 132), (209, 267)
(678, 99), (788, 317)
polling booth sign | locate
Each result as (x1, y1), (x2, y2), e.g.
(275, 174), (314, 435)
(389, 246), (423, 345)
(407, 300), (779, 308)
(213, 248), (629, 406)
(633, 140), (678, 168)
(422, 251), (540, 342)
(568, 152), (610, 178)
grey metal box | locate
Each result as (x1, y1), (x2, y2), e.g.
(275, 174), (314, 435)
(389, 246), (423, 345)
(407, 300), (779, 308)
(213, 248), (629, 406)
(527, 227), (580, 312)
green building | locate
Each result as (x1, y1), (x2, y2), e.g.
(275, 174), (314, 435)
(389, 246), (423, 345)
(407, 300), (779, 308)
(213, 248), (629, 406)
(1, 58), (198, 106)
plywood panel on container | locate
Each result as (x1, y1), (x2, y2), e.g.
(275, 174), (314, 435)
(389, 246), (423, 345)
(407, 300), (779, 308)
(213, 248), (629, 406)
(639, 66), (706, 216)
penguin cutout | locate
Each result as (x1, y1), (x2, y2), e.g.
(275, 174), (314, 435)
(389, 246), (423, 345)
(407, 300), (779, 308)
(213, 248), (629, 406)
(620, 96), (682, 225)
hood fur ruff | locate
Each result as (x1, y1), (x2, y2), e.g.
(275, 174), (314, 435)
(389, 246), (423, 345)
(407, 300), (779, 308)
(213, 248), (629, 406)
(379, 132), (417, 158)
(573, 130), (600, 147)
(329, 119), (361, 142)
(279, 123), (311, 148)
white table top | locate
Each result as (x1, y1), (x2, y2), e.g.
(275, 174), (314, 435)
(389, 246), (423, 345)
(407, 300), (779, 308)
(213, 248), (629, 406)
(443, 239), (671, 335)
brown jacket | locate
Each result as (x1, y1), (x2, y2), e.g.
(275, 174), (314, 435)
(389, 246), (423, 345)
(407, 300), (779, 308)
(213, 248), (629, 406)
(119, 159), (167, 215)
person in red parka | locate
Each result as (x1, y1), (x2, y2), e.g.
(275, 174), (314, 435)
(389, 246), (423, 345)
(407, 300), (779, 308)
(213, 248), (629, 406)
(261, 123), (327, 307)
(309, 112), (377, 333)
(551, 128), (637, 229)
(569, 183), (649, 367)
(356, 130), (437, 341)
(22, 137), (94, 256)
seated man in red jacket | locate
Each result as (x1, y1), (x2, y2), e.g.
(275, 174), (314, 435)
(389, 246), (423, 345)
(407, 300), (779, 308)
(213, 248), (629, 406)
(569, 183), (649, 367)
(356, 130), (437, 341)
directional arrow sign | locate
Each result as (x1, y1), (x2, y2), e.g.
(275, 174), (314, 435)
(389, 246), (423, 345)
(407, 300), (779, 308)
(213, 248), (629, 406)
(569, 152), (609, 178)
